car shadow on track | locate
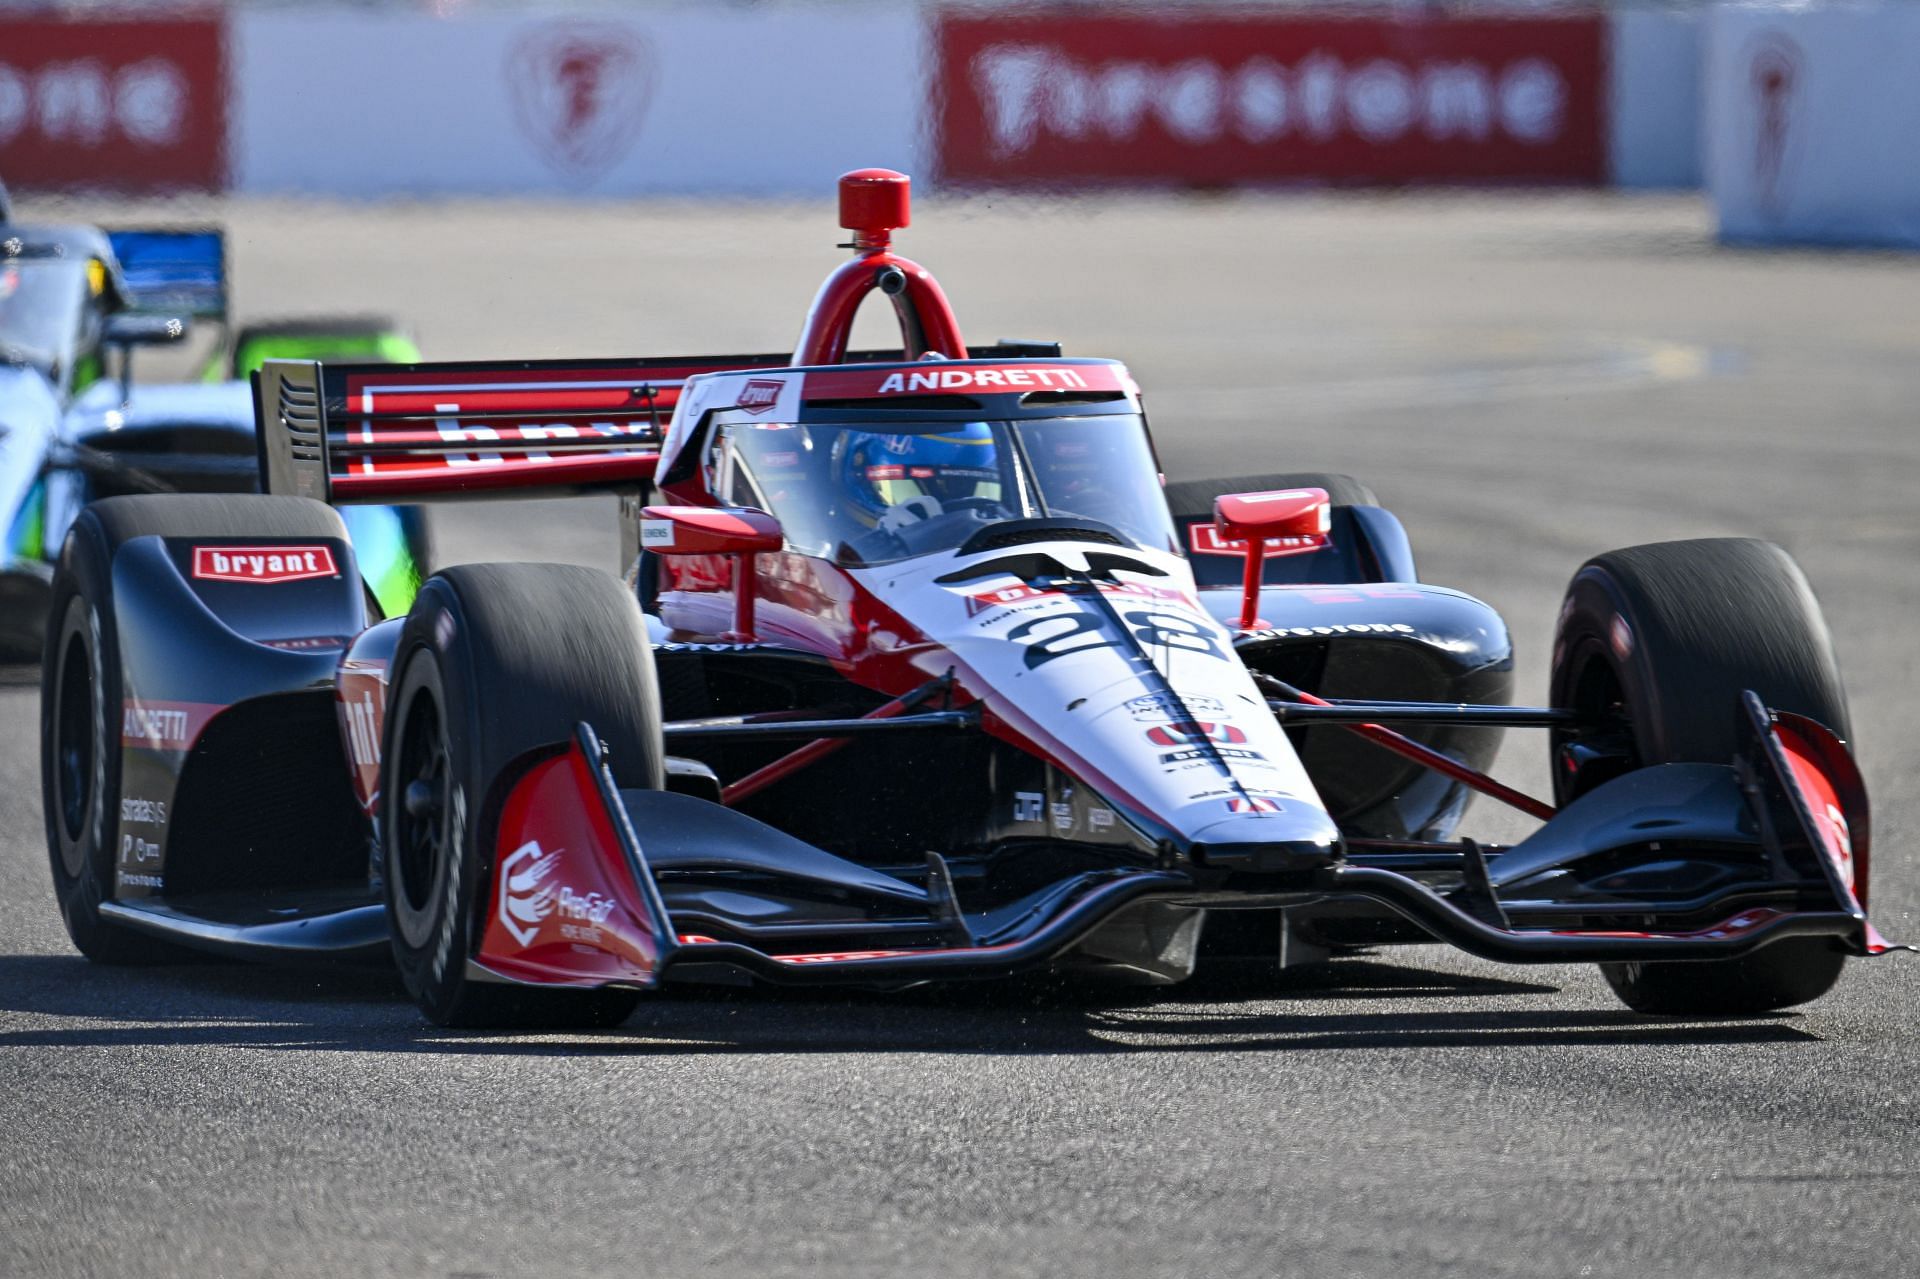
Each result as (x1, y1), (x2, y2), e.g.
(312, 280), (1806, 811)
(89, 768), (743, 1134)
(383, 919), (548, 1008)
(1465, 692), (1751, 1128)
(0, 952), (1823, 1056)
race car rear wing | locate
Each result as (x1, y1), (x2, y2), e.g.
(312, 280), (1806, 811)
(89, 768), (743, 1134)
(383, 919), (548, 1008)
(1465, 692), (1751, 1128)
(106, 226), (227, 318)
(254, 342), (1060, 505)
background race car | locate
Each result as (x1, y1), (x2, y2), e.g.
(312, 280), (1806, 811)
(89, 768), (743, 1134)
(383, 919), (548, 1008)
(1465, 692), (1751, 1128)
(1, 222), (431, 657)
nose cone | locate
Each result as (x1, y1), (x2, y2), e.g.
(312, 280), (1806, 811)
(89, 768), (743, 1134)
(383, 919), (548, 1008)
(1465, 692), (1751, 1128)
(1184, 806), (1343, 873)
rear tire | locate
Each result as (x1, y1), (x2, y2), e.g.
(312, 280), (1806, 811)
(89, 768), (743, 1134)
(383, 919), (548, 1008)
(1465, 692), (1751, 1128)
(382, 562), (664, 1028)
(41, 495), (348, 963)
(1550, 538), (1851, 1015)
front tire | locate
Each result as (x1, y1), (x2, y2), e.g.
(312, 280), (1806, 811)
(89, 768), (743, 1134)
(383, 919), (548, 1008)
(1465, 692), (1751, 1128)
(382, 562), (664, 1028)
(1550, 538), (1851, 1015)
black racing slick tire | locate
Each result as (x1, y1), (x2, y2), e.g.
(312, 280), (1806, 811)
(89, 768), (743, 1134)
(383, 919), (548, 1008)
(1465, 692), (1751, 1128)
(41, 495), (347, 963)
(381, 562), (665, 1029)
(1549, 538), (1852, 1015)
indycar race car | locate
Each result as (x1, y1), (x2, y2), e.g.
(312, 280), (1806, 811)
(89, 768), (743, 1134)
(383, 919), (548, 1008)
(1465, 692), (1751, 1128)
(39, 169), (1901, 1027)
(2, 221), (430, 656)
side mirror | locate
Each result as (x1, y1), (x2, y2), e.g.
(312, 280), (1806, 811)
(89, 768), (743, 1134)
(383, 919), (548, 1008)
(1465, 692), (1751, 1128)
(641, 505), (783, 641)
(102, 313), (191, 346)
(1212, 487), (1330, 630)
(640, 505), (783, 556)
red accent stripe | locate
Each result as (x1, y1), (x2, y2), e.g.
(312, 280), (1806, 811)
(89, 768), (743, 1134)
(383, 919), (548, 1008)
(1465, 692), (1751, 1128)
(328, 452), (660, 498)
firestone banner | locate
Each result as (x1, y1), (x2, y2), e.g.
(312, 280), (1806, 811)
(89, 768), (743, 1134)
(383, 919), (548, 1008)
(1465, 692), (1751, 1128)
(935, 12), (1606, 186)
(0, 18), (226, 192)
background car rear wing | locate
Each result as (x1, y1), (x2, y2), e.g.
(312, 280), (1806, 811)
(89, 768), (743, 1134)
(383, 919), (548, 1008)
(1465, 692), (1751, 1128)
(106, 227), (226, 319)
(253, 343), (1059, 505)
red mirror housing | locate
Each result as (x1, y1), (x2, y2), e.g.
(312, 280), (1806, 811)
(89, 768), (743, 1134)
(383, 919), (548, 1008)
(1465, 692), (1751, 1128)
(640, 506), (783, 557)
(641, 506), (784, 641)
(1211, 488), (1330, 630)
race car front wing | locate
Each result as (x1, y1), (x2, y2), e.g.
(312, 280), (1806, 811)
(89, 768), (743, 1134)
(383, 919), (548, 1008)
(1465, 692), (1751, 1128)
(464, 700), (1904, 995)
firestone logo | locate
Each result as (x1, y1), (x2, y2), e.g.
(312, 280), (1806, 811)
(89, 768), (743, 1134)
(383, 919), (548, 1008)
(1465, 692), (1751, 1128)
(971, 44), (1569, 156)
(508, 21), (655, 183)
(1748, 32), (1801, 217)
(192, 545), (338, 584)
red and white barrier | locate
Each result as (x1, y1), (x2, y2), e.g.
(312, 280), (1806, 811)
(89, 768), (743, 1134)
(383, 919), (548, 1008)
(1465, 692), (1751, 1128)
(933, 12), (1607, 186)
(0, 16), (226, 193)
(0, 6), (1705, 199)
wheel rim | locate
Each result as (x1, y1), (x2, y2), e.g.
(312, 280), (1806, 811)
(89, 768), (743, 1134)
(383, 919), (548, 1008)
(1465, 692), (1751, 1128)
(53, 625), (96, 871)
(1552, 637), (1639, 806)
(389, 681), (450, 947)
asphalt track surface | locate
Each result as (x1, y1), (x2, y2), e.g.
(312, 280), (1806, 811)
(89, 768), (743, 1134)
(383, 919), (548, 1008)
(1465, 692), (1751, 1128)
(4, 192), (1918, 1278)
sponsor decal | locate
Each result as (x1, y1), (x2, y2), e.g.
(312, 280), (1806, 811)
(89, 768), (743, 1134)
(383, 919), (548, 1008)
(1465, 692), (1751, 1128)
(639, 520), (676, 549)
(1050, 802), (1075, 832)
(342, 688), (381, 770)
(962, 578), (1193, 617)
(507, 20), (655, 184)
(1145, 721), (1247, 747)
(1160, 746), (1267, 767)
(1013, 791), (1045, 823)
(497, 839), (559, 947)
(192, 545), (338, 584)
(804, 363), (1130, 402)
(0, 18), (226, 192)
(261, 636), (349, 652)
(874, 366), (1087, 395)
(1124, 691), (1225, 720)
(763, 450), (800, 468)
(1238, 621), (1418, 642)
(118, 872), (164, 889)
(1189, 523), (1327, 559)
(1228, 796), (1283, 814)
(656, 640), (770, 653)
(120, 797), (167, 826)
(120, 833), (161, 863)
(1088, 807), (1115, 830)
(935, 14), (1604, 185)
(496, 839), (622, 949)
(735, 378), (784, 414)
(120, 699), (219, 750)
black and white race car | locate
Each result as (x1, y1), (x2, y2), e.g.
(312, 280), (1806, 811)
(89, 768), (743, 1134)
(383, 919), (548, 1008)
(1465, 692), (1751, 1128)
(39, 169), (1901, 1027)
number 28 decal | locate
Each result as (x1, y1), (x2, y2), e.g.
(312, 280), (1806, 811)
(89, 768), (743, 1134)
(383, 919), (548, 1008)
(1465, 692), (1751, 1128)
(1005, 609), (1224, 669)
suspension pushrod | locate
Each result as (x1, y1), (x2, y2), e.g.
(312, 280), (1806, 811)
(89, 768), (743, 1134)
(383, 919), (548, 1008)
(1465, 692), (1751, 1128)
(1254, 673), (1558, 822)
(1268, 700), (1581, 727)
(667, 710), (975, 744)
(719, 674), (956, 807)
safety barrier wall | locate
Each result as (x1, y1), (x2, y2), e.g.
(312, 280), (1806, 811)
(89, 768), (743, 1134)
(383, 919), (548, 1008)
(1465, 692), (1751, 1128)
(0, 4), (1703, 197)
(1706, 3), (1920, 247)
(0, 15), (228, 191)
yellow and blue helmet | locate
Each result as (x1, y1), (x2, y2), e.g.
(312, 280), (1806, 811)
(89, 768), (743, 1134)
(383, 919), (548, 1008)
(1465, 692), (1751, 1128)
(839, 422), (1000, 525)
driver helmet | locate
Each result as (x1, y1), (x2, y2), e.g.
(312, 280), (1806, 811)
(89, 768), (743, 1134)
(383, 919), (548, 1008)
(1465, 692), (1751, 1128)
(839, 422), (999, 526)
